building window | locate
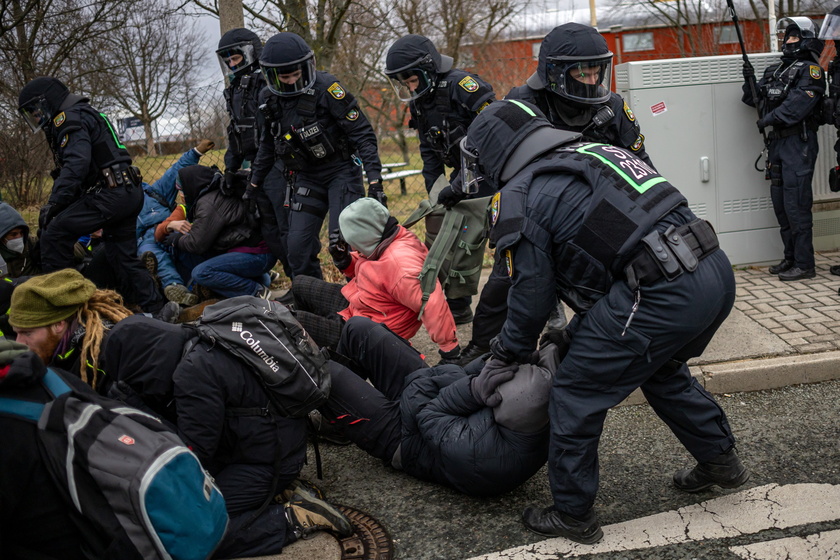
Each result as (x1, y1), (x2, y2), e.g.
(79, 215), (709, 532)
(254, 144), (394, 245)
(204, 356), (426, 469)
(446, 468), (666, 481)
(718, 25), (738, 44)
(532, 42), (541, 60)
(623, 32), (654, 52)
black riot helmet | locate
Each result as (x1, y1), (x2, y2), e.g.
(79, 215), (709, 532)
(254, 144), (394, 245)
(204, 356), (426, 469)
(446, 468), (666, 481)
(18, 77), (72, 133)
(216, 28), (263, 80)
(777, 17), (824, 62)
(460, 100), (580, 192)
(260, 32), (317, 96)
(527, 23), (613, 106)
(384, 34), (454, 101)
(819, 5), (840, 40)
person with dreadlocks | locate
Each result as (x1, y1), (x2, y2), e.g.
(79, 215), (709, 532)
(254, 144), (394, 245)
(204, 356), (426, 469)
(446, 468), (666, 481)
(7, 268), (133, 394)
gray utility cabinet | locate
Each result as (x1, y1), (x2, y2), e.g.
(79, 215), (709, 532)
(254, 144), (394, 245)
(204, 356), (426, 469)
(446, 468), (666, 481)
(616, 53), (839, 266)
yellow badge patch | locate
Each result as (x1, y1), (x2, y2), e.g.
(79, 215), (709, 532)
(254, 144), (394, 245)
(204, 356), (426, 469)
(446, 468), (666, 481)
(631, 134), (644, 151)
(623, 101), (635, 122)
(504, 249), (514, 277)
(346, 108), (359, 121)
(477, 101), (491, 113)
(459, 76), (479, 92)
(806, 90), (815, 98)
(328, 83), (345, 99)
(810, 65), (822, 80)
(60, 134), (69, 147)
(490, 192), (501, 226)
(53, 112), (66, 127)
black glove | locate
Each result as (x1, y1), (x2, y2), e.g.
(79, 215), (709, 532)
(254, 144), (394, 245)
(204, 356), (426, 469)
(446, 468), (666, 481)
(437, 346), (461, 365)
(436, 185), (466, 209)
(756, 116), (771, 132)
(471, 358), (518, 407)
(742, 63), (756, 83)
(539, 328), (572, 359)
(38, 203), (59, 232)
(328, 229), (351, 270)
(242, 183), (259, 217)
(367, 180), (387, 207)
(162, 231), (183, 248)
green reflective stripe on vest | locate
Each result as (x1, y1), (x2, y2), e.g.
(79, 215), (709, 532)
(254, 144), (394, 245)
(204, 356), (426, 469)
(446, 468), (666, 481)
(575, 143), (667, 193)
(99, 113), (127, 150)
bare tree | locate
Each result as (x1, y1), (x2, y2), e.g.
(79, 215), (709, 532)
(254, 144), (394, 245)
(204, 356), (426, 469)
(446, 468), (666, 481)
(104, 0), (205, 156)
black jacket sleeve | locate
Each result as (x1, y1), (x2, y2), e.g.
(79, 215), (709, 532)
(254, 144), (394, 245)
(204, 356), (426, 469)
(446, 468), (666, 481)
(323, 76), (383, 183)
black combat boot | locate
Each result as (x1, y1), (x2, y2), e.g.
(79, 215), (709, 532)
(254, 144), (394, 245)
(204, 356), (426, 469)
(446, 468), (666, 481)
(522, 506), (603, 544)
(768, 259), (794, 274)
(777, 267), (816, 281)
(284, 490), (353, 539)
(673, 447), (750, 493)
(456, 342), (490, 366)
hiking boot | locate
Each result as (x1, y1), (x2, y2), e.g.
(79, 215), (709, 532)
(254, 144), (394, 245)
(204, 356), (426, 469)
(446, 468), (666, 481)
(255, 285), (273, 300)
(457, 342), (490, 366)
(768, 259), (794, 274)
(284, 491), (353, 539)
(308, 409), (351, 445)
(153, 301), (181, 324)
(778, 267), (816, 281)
(164, 283), (199, 307)
(831, 265), (840, 277)
(277, 478), (326, 504)
(450, 307), (474, 325)
(522, 506), (603, 544)
(673, 448), (750, 493)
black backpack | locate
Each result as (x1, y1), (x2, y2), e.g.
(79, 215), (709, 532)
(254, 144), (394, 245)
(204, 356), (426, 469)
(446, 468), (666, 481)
(194, 296), (331, 418)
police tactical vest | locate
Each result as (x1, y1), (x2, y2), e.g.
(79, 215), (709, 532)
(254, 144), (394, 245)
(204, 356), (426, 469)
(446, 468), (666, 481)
(50, 104), (132, 179)
(225, 71), (263, 157)
(492, 143), (687, 313)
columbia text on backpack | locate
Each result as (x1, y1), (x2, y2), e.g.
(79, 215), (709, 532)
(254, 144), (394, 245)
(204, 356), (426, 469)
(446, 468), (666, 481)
(0, 369), (229, 560)
(195, 296), (332, 418)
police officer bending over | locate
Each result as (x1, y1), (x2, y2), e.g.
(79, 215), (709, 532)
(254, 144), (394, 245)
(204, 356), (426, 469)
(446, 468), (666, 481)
(463, 100), (749, 544)
(249, 32), (383, 280)
(18, 77), (166, 316)
(743, 17), (825, 281)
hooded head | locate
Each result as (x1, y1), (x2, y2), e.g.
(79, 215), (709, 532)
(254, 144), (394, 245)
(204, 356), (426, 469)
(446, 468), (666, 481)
(176, 165), (224, 208)
(260, 32), (316, 96)
(777, 17), (823, 62)
(461, 100), (580, 190)
(384, 34), (454, 101)
(217, 28), (263, 80)
(338, 198), (392, 257)
(0, 203), (29, 257)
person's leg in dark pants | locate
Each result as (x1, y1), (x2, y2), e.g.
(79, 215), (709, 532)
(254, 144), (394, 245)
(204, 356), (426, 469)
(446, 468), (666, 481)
(288, 275), (348, 349)
(287, 175), (329, 279)
(778, 134), (818, 271)
(259, 162), (292, 277)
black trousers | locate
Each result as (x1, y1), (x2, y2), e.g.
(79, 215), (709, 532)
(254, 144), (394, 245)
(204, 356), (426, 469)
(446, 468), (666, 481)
(258, 161), (292, 277)
(41, 184), (163, 313)
(289, 275), (348, 350)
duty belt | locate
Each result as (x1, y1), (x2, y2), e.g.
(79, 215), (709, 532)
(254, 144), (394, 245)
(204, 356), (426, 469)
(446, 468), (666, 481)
(96, 164), (142, 191)
(624, 219), (719, 290)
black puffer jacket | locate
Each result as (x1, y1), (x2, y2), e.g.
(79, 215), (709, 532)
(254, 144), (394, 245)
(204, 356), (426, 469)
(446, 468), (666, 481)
(175, 165), (260, 255)
(399, 364), (549, 497)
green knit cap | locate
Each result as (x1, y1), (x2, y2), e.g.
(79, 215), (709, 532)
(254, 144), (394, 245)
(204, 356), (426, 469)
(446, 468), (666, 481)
(9, 269), (96, 329)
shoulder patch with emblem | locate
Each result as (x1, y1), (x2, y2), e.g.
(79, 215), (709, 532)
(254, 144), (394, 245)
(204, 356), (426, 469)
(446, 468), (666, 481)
(60, 134), (69, 147)
(477, 100), (491, 114)
(327, 82), (345, 99)
(346, 108), (359, 121)
(504, 249), (514, 277)
(805, 90), (815, 98)
(490, 192), (501, 226)
(623, 101), (635, 122)
(459, 76), (479, 92)
(810, 65), (822, 80)
(630, 134), (644, 151)
(53, 112), (66, 127)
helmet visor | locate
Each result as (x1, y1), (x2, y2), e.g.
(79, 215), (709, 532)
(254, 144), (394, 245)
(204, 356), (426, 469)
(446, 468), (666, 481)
(819, 13), (840, 40)
(18, 97), (52, 133)
(458, 137), (482, 195)
(216, 43), (257, 78)
(387, 68), (434, 102)
(262, 57), (316, 96)
(546, 54), (612, 105)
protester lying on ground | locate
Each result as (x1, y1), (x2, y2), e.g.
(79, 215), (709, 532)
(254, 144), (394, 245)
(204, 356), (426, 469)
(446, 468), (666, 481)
(317, 316), (561, 496)
(137, 140), (214, 307)
(285, 197), (460, 362)
(100, 313), (353, 558)
(155, 165), (276, 299)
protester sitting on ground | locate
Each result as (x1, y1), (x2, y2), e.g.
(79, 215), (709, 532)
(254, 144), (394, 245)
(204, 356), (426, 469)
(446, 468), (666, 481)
(5, 269), (178, 394)
(0, 340), (89, 559)
(317, 316), (559, 496)
(285, 197), (460, 362)
(99, 313), (353, 558)
(137, 140), (215, 307)
(155, 165), (276, 299)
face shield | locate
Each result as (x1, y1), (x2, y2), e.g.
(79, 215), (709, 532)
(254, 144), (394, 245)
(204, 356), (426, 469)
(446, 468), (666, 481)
(545, 53), (612, 105)
(216, 43), (257, 78)
(262, 56), (316, 96)
(18, 96), (53, 133)
(457, 137), (483, 195)
(387, 67), (435, 102)
(819, 12), (840, 40)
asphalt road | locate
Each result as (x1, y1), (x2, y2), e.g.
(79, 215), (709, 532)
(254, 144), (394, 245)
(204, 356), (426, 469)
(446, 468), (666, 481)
(298, 379), (840, 560)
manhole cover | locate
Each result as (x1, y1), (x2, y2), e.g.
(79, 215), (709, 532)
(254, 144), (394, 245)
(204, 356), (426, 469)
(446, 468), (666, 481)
(338, 505), (394, 560)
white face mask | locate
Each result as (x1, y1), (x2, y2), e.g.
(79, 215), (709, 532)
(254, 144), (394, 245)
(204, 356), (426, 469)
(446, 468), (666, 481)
(5, 237), (25, 254)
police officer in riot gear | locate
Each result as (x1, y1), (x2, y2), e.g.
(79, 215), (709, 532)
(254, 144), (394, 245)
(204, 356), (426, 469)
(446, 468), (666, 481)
(249, 32), (383, 280)
(216, 28), (290, 276)
(743, 17), (825, 281)
(18, 77), (167, 316)
(819, 7), (840, 281)
(463, 100), (747, 544)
